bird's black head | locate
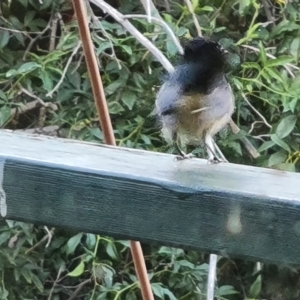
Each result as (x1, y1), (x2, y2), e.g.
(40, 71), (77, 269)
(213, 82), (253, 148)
(182, 37), (226, 71)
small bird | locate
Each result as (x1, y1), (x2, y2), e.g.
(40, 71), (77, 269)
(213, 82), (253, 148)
(155, 36), (235, 163)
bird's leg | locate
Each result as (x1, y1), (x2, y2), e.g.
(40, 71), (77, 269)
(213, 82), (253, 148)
(204, 134), (226, 164)
(173, 133), (194, 161)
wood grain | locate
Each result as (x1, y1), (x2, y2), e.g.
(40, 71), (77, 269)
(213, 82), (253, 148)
(0, 130), (300, 265)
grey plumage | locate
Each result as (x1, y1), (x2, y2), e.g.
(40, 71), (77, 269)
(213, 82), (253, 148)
(155, 37), (235, 162)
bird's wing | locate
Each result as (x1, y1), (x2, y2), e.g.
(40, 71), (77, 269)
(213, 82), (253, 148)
(155, 73), (183, 116)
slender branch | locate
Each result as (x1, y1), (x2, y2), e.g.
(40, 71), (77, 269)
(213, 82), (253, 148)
(241, 44), (299, 77)
(261, 0), (275, 28)
(90, 0), (174, 73)
(145, 0), (151, 23)
(124, 14), (183, 54)
(48, 265), (64, 300)
(183, 0), (202, 36)
(23, 16), (53, 61)
(19, 85), (57, 110)
(67, 279), (91, 300)
(229, 120), (260, 158)
(46, 41), (82, 98)
(207, 254), (217, 300)
(26, 228), (55, 254)
(241, 92), (272, 129)
(49, 12), (60, 52)
(248, 120), (264, 134)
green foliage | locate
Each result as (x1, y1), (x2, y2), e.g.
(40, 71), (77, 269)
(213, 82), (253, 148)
(0, 0), (300, 299)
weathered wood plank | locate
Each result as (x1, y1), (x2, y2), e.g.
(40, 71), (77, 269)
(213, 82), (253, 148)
(0, 129), (300, 265)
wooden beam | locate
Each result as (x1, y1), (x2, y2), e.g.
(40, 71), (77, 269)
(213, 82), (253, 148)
(0, 130), (300, 265)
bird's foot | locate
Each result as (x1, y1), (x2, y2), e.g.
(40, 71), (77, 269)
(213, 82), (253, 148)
(207, 156), (228, 164)
(174, 153), (195, 161)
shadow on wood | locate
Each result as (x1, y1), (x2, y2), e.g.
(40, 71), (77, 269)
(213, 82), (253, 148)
(0, 130), (300, 265)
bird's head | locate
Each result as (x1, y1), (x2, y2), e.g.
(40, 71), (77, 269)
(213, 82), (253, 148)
(182, 37), (227, 72)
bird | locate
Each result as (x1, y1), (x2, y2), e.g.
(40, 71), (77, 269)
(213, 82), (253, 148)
(155, 36), (235, 163)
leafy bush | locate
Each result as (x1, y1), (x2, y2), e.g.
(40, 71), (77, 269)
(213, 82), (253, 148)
(0, 0), (299, 299)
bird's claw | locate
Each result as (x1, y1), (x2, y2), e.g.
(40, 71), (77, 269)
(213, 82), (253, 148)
(207, 157), (228, 164)
(174, 153), (195, 161)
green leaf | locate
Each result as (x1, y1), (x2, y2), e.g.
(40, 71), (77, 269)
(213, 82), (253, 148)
(238, 0), (251, 14)
(18, 62), (41, 73)
(216, 285), (239, 296)
(24, 11), (36, 25)
(264, 67), (284, 84)
(162, 288), (177, 300)
(0, 231), (10, 246)
(265, 56), (294, 67)
(68, 261), (85, 277)
(96, 41), (111, 55)
(258, 140), (275, 152)
(289, 75), (300, 96)
(258, 41), (267, 65)
(268, 150), (287, 167)
(40, 71), (53, 92)
(105, 79), (124, 95)
(17, 0), (28, 7)
(66, 233), (82, 255)
(0, 31), (10, 48)
(5, 69), (19, 77)
(291, 37), (300, 61)
(271, 20), (300, 37)
(0, 106), (11, 126)
(166, 39), (178, 56)
(21, 268), (32, 284)
(0, 90), (7, 101)
(241, 62), (261, 70)
(289, 98), (298, 113)
(32, 274), (43, 292)
(122, 91), (137, 110)
(106, 242), (119, 260)
(276, 115), (297, 138)
(249, 275), (262, 298)
(273, 163), (295, 172)
(270, 134), (291, 152)
(191, 0), (198, 10)
(109, 102), (125, 114)
(151, 283), (164, 298)
(121, 45), (132, 55)
(200, 5), (214, 11)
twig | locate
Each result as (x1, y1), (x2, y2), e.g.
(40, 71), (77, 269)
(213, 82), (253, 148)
(248, 120), (264, 134)
(183, 0), (202, 36)
(46, 41), (82, 98)
(25, 228), (55, 254)
(38, 107), (46, 128)
(261, 0), (275, 28)
(241, 92), (272, 129)
(67, 279), (91, 300)
(229, 120), (260, 158)
(90, 0), (174, 73)
(48, 265), (64, 300)
(207, 254), (217, 300)
(23, 17), (53, 61)
(87, 1), (122, 69)
(241, 44), (299, 77)
(44, 225), (53, 248)
(19, 85), (57, 110)
(0, 26), (40, 35)
(49, 12), (60, 52)
(124, 14), (183, 54)
(145, 0), (151, 23)
(140, 0), (165, 44)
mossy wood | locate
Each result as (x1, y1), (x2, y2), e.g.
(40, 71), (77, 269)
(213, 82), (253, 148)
(0, 130), (299, 265)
